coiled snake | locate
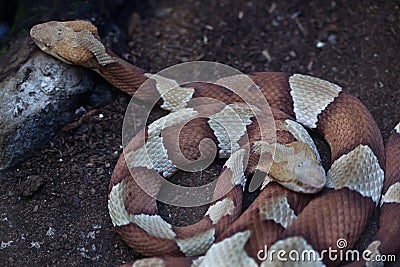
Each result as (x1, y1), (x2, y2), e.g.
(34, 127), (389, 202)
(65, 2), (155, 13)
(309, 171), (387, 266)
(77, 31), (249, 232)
(30, 20), (400, 267)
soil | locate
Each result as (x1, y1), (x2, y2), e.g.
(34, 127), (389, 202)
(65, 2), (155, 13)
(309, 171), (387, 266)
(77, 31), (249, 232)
(1, 0), (399, 266)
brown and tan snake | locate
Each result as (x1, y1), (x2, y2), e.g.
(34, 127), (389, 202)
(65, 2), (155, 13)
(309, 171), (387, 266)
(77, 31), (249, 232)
(30, 20), (400, 267)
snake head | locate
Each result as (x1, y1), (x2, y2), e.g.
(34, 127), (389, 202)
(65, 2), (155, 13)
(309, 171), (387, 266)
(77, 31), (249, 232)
(30, 20), (108, 67)
(265, 141), (326, 194)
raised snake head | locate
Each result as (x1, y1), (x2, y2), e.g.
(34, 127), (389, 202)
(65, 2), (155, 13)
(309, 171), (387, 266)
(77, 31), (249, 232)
(30, 20), (114, 68)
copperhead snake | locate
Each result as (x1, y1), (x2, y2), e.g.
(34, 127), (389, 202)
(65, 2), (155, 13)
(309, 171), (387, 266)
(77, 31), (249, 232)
(29, 20), (400, 267)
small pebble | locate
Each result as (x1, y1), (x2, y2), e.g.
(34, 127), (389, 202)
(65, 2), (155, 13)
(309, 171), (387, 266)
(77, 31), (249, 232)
(203, 35), (208, 44)
(19, 175), (45, 197)
(262, 49), (272, 62)
(268, 3), (277, 13)
(316, 41), (325, 48)
(327, 34), (337, 44)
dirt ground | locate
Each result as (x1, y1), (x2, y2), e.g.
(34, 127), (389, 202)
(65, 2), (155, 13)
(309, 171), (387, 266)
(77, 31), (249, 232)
(1, 0), (400, 266)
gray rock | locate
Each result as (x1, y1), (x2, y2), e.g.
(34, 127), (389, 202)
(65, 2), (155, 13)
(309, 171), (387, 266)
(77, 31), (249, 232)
(0, 48), (97, 170)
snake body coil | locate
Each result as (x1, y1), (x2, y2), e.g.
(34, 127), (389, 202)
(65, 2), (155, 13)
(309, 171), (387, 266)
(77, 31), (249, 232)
(30, 20), (400, 267)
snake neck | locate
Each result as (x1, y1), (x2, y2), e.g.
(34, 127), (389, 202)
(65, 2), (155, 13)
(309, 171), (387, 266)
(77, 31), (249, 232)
(96, 50), (161, 103)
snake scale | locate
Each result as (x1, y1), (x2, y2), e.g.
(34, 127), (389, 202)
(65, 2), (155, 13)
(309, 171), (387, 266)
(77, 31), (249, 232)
(30, 20), (400, 267)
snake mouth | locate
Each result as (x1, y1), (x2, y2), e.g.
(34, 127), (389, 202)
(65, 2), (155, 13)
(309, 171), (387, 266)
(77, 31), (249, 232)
(33, 40), (73, 65)
(52, 53), (73, 65)
(39, 44), (73, 65)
